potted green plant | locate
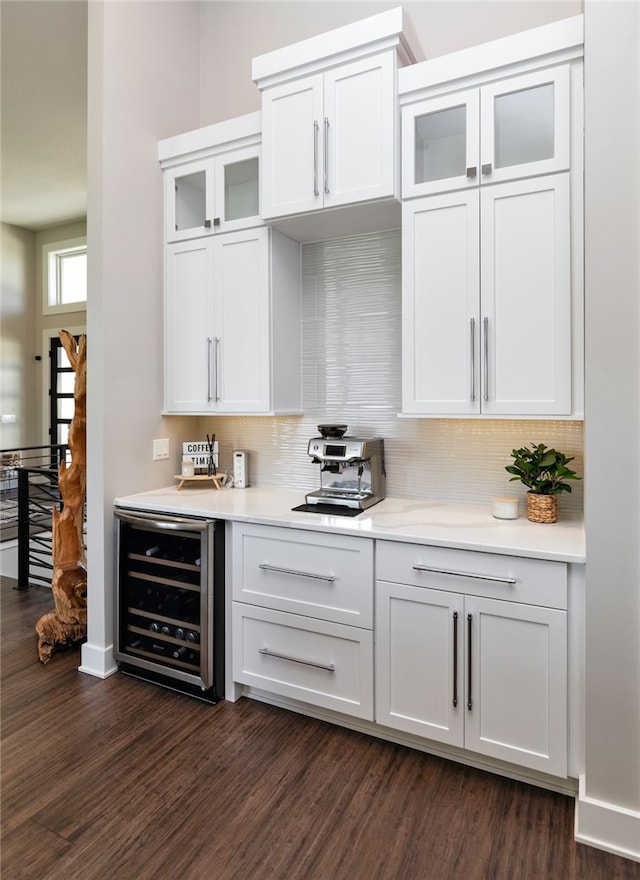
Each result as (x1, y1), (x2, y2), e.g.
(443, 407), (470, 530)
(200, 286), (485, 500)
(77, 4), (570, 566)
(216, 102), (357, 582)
(505, 443), (582, 523)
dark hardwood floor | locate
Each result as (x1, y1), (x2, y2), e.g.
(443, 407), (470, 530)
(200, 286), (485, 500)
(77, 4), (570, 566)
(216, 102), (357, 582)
(2, 578), (639, 880)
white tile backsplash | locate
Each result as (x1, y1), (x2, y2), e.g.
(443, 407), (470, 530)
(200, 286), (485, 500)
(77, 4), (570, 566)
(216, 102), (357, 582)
(201, 229), (583, 516)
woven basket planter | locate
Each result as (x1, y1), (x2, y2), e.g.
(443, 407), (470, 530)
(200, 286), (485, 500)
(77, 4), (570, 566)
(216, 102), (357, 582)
(526, 493), (558, 524)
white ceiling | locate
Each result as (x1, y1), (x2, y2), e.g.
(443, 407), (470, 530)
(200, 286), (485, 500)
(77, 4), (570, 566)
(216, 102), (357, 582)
(1, 0), (88, 231)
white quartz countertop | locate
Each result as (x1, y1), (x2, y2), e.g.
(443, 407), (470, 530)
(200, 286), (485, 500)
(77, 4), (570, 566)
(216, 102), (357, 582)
(114, 486), (585, 564)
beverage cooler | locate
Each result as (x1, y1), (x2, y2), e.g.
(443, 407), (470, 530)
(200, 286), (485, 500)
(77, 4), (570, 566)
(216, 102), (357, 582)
(114, 509), (225, 702)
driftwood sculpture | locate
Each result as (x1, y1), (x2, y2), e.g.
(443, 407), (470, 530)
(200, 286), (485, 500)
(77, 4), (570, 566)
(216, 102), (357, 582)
(36, 331), (88, 663)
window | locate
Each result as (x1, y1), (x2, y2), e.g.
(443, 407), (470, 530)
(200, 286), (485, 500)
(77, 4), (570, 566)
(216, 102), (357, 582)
(49, 335), (78, 446)
(43, 237), (87, 314)
(41, 326), (86, 449)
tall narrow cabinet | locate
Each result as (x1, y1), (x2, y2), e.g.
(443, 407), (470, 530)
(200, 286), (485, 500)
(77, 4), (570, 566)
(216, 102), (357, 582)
(399, 17), (584, 419)
(159, 113), (302, 416)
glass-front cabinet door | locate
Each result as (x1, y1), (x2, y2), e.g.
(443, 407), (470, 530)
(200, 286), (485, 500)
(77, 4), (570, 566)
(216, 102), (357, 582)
(402, 90), (479, 198)
(402, 65), (570, 197)
(165, 147), (261, 242)
(165, 158), (215, 242)
(214, 147), (261, 232)
(480, 66), (570, 184)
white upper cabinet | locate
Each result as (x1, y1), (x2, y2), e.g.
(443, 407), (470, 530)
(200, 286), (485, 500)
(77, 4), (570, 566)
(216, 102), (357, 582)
(403, 89), (481, 198)
(402, 65), (570, 199)
(480, 175), (571, 415)
(261, 75), (324, 218)
(260, 53), (396, 218)
(253, 7), (420, 222)
(399, 16), (584, 418)
(402, 190), (481, 415)
(164, 227), (301, 416)
(402, 175), (572, 417)
(480, 66), (570, 184)
(159, 113), (262, 242)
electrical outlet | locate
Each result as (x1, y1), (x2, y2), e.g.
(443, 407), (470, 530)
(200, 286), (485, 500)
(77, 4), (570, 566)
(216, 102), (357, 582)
(153, 438), (170, 460)
(1, 414), (16, 424)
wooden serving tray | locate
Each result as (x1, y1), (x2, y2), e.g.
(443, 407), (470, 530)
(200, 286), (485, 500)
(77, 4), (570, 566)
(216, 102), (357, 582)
(174, 474), (225, 491)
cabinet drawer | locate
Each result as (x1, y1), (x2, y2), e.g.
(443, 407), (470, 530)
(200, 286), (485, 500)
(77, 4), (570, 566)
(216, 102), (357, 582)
(376, 541), (567, 609)
(232, 603), (374, 720)
(232, 523), (374, 627)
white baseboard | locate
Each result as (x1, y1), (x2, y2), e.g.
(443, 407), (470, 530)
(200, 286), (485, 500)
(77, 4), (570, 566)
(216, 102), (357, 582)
(239, 686), (578, 796)
(79, 641), (118, 679)
(575, 774), (640, 862)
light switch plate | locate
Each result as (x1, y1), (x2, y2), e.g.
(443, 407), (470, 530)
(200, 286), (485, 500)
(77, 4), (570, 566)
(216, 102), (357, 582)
(153, 438), (170, 460)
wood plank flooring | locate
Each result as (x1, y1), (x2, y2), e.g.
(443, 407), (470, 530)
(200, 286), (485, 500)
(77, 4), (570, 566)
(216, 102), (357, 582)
(2, 578), (639, 880)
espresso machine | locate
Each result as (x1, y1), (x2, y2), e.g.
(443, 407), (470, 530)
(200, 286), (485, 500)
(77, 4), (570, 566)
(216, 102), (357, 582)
(305, 425), (385, 512)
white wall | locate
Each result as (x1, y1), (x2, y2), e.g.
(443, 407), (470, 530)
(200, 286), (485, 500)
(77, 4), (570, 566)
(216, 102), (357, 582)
(578, 0), (640, 859)
(84, 0), (202, 677)
(0, 223), (37, 448)
(199, 0), (581, 124)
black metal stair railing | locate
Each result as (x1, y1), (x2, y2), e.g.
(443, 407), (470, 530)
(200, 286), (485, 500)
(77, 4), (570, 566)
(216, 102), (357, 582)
(17, 467), (61, 590)
(0, 445), (69, 590)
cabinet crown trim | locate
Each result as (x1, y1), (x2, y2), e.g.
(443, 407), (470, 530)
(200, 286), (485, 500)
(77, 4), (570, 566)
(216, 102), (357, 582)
(252, 6), (422, 87)
(159, 111), (261, 165)
(399, 14), (583, 100)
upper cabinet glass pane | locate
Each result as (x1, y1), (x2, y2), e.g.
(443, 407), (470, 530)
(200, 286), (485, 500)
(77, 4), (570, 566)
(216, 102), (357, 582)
(494, 83), (554, 169)
(414, 106), (466, 184)
(224, 157), (259, 222)
(175, 170), (206, 231)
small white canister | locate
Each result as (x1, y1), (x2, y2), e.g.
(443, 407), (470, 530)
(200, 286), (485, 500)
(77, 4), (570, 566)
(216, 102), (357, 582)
(181, 457), (195, 477)
(492, 496), (519, 520)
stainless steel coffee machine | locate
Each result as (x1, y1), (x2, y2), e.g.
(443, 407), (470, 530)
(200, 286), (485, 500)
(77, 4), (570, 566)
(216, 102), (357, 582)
(305, 425), (385, 511)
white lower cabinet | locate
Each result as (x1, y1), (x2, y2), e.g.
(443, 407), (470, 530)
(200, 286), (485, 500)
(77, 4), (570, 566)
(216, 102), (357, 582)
(231, 526), (569, 778)
(233, 603), (374, 720)
(375, 542), (568, 778)
(232, 524), (374, 720)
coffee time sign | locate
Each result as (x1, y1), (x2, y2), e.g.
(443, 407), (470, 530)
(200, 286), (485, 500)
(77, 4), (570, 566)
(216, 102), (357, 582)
(183, 441), (218, 472)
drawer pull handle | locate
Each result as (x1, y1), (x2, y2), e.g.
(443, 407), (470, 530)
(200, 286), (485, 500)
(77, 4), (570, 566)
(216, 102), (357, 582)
(259, 647), (336, 673)
(467, 613), (473, 711)
(452, 610), (459, 708)
(258, 563), (336, 583)
(412, 565), (516, 585)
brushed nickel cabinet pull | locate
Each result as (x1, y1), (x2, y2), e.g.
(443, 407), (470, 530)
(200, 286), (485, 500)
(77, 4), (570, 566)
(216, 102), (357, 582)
(467, 612), (473, 710)
(323, 117), (330, 195)
(453, 610), (459, 708)
(470, 318), (476, 402)
(213, 337), (221, 402)
(206, 337), (213, 402)
(259, 647), (335, 672)
(412, 564), (516, 585)
(482, 163), (492, 175)
(483, 317), (489, 403)
(313, 121), (319, 196)
(466, 166), (477, 178)
(258, 562), (336, 583)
